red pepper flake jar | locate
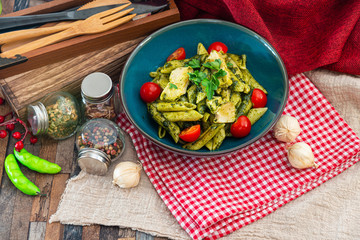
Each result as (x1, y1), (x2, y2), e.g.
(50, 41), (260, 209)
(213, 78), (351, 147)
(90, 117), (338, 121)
(81, 72), (120, 120)
(76, 118), (125, 175)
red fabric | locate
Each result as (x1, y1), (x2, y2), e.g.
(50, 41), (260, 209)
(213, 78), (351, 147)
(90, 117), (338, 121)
(174, 0), (360, 75)
(118, 74), (360, 239)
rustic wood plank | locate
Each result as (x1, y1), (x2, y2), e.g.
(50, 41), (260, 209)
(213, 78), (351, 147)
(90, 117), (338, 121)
(1, 0), (15, 15)
(136, 232), (154, 240)
(0, 95), (12, 186)
(118, 228), (136, 238)
(71, 144), (81, 178)
(30, 136), (58, 222)
(9, 171), (36, 240)
(9, 135), (40, 240)
(9, 174), (35, 240)
(2, 92), (43, 240)
(0, 162), (17, 240)
(55, 135), (75, 173)
(82, 225), (101, 240)
(30, 173), (53, 222)
(100, 226), (119, 240)
(2, 0), (89, 17)
(28, 221), (46, 240)
(44, 173), (69, 240)
(0, 37), (143, 119)
(63, 225), (83, 240)
(1, 119), (37, 240)
(0, 0), (179, 80)
(154, 237), (170, 240)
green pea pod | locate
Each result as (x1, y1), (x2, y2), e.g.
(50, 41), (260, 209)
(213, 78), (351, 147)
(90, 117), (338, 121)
(5, 154), (40, 196)
(14, 148), (61, 174)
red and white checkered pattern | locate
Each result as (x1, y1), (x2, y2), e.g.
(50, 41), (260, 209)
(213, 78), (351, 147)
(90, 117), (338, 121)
(118, 74), (360, 240)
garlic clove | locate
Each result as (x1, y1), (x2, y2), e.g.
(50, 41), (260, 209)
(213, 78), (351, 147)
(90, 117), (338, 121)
(113, 161), (142, 188)
(273, 115), (301, 143)
(287, 142), (318, 169)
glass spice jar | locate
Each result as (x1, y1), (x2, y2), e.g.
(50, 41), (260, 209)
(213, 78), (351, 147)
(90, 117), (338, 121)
(75, 118), (125, 175)
(27, 91), (81, 140)
(81, 72), (120, 120)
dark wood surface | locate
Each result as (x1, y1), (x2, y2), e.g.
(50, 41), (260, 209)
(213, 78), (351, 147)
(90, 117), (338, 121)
(0, 0), (180, 79)
(0, 1), (172, 239)
(0, 97), (171, 240)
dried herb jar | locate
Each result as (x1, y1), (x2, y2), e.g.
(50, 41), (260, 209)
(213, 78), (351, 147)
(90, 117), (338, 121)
(76, 118), (125, 175)
(27, 91), (81, 140)
(81, 72), (120, 120)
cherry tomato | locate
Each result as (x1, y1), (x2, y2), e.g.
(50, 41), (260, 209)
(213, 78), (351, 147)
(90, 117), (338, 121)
(251, 88), (267, 108)
(167, 47), (186, 62)
(140, 82), (161, 103)
(179, 124), (201, 142)
(230, 115), (251, 138)
(207, 42), (228, 54)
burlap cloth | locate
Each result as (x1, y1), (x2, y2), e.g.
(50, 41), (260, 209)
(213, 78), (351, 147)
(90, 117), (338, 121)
(50, 69), (360, 239)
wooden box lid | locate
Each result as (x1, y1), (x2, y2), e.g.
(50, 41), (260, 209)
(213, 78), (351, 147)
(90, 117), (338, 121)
(0, 0), (180, 79)
(0, 0), (180, 118)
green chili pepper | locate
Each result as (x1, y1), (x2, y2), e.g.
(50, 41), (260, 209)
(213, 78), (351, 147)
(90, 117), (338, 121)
(5, 154), (41, 196)
(14, 148), (61, 174)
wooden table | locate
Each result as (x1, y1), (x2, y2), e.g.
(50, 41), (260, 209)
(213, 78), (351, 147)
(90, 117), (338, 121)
(0, 118), (170, 240)
(0, 1), (171, 239)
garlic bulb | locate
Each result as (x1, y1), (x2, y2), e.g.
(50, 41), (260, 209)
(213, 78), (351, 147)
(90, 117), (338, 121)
(287, 142), (318, 169)
(273, 115), (301, 142)
(113, 161), (142, 188)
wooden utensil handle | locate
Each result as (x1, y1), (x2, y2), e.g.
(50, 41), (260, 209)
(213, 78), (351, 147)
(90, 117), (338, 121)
(0, 28), (79, 58)
(0, 21), (79, 45)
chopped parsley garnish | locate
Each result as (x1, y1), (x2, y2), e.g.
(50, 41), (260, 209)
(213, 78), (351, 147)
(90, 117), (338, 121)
(186, 59), (201, 69)
(188, 70), (207, 86)
(188, 59), (227, 100)
(202, 59), (221, 70)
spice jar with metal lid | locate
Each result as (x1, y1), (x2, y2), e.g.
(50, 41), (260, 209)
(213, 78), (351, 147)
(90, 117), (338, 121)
(27, 91), (81, 140)
(81, 72), (120, 120)
(75, 118), (125, 175)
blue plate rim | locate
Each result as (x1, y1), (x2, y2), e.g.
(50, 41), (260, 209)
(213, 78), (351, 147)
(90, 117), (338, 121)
(120, 19), (289, 157)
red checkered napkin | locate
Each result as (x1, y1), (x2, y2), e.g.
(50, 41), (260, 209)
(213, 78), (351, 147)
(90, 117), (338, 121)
(118, 74), (360, 240)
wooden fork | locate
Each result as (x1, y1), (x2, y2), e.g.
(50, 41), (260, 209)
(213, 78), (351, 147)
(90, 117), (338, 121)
(0, 4), (136, 58)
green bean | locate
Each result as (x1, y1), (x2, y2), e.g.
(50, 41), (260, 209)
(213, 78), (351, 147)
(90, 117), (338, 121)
(5, 154), (41, 196)
(14, 148), (61, 174)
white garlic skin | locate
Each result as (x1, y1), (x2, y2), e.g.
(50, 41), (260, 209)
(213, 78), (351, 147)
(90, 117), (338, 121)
(287, 142), (318, 169)
(273, 115), (301, 143)
(113, 161), (142, 188)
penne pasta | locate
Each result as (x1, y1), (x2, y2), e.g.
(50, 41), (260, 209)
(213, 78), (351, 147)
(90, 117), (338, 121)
(162, 110), (203, 122)
(156, 102), (196, 112)
(183, 124), (225, 150)
(145, 43), (268, 150)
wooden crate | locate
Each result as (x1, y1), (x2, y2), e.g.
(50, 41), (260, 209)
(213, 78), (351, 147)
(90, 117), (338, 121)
(0, 0), (180, 78)
(0, 0), (179, 118)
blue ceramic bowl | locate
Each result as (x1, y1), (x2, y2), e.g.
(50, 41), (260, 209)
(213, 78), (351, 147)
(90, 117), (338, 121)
(120, 19), (288, 157)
